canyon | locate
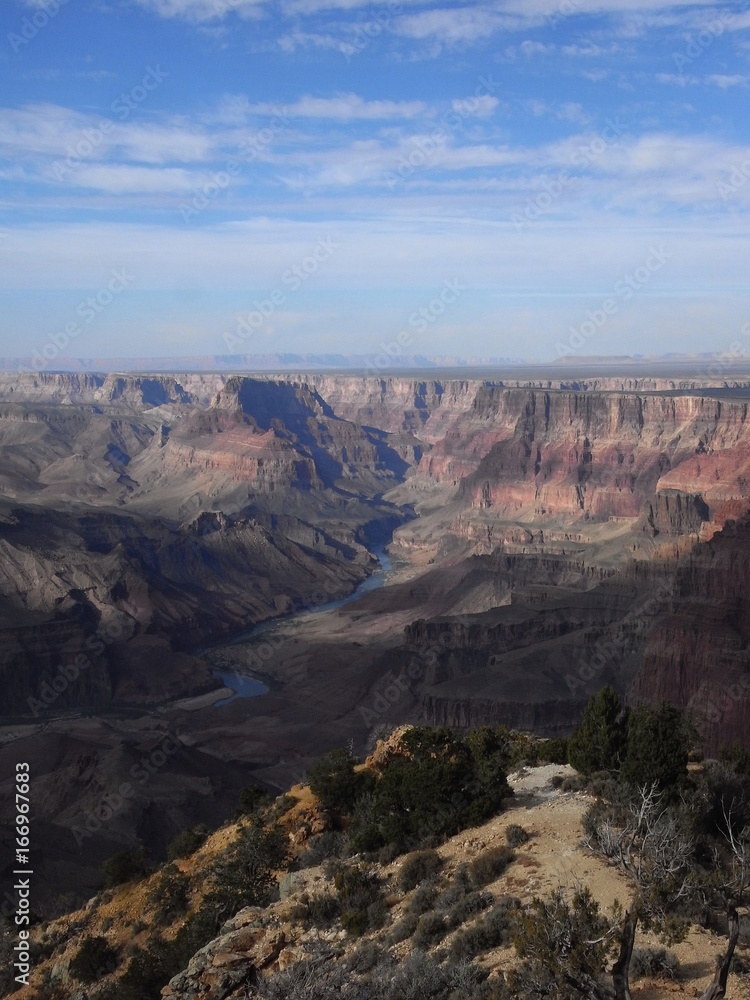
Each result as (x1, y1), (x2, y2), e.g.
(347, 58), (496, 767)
(1, 368), (750, 911)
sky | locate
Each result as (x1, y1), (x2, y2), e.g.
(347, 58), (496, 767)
(1, 0), (750, 364)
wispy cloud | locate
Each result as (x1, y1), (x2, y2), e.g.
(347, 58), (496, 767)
(248, 94), (427, 119)
(452, 95), (499, 117)
(0, 104), (216, 165)
(132, 0), (266, 21)
(67, 164), (202, 194)
(706, 74), (749, 89)
(395, 7), (525, 48)
(657, 73), (750, 89)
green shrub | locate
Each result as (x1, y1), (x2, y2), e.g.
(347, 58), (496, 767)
(307, 749), (375, 815)
(506, 888), (611, 999)
(412, 911), (448, 949)
(349, 727), (511, 855)
(718, 741), (750, 776)
(302, 892), (341, 927)
(621, 702), (693, 793)
(505, 824), (529, 847)
(630, 946), (680, 980)
(581, 798), (629, 849)
(234, 784), (272, 817)
(388, 911), (419, 944)
(207, 821), (289, 918)
(399, 848), (443, 892)
(559, 774), (589, 793)
(537, 738), (569, 764)
(297, 831), (347, 869)
(101, 847), (151, 889)
(272, 793), (298, 818)
(469, 845), (515, 886)
(407, 880), (439, 917)
(101, 944), (168, 1000)
(334, 864), (387, 937)
(147, 864), (190, 925)
(69, 935), (118, 983)
(166, 824), (209, 861)
(346, 940), (389, 974)
(448, 898), (520, 962)
(445, 890), (493, 929)
(568, 686), (628, 776)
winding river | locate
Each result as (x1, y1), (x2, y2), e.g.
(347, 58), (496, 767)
(211, 547), (393, 705)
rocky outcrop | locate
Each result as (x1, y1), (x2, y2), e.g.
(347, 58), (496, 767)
(645, 489), (710, 536)
(162, 907), (287, 1000)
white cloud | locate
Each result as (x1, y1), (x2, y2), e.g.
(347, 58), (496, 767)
(277, 30), (359, 56)
(253, 94), (426, 119)
(655, 73), (700, 86)
(0, 104), (216, 165)
(451, 95), (499, 117)
(724, 10), (750, 31)
(500, 0), (720, 14)
(519, 39), (554, 56)
(557, 102), (591, 125)
(132, 0), (266, 21)
(706, 74), (749, 89)
(68, 164), (203, 194)
(281, 0), (428, 11)
(657, 72), (750, 88)
(561, 43), (619, 57)
(395, 7), (524, 48)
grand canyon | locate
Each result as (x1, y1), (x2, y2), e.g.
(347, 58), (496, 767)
(1, 365), (750, 914)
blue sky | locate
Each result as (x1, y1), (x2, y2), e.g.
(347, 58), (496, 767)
(1, 0), (750, 363)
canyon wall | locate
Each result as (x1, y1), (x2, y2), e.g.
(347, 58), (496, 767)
(1, 372), (750, 749)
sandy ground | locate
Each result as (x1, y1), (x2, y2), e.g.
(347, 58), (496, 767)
(407, 764), (750, 999)
(163, 686), (235, 711)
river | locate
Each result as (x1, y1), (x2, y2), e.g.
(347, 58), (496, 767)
(211, 547), (393, 705)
